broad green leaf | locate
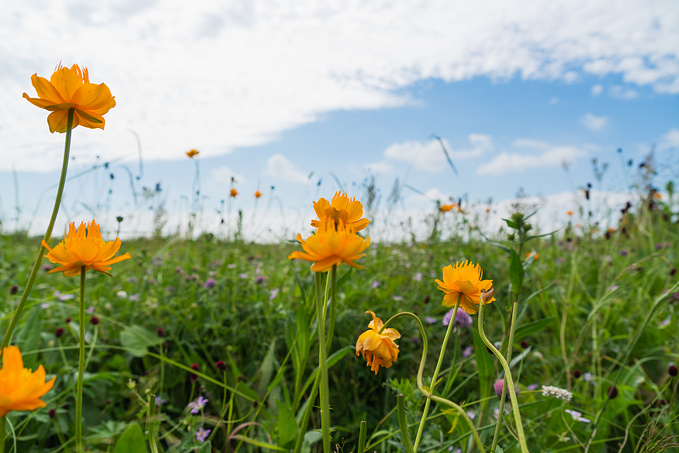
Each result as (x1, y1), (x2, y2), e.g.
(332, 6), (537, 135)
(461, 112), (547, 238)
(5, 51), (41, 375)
(197, 442), (212, 453)
(509, 249), (524, 293)
(17, 306), (42, 369)
(113, 422), (147, 453)
(513, 317), (556, 343)
(471, 328), (493, 409)
(277, 399), (298, 448)
(120, 325), (164, 357)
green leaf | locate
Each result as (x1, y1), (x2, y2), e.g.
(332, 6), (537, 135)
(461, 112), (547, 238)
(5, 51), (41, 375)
(120, 325), (165, 358)
(509, 249), (524, 293)
(230, 435), (288, 451)
(17, 306), (42, 369)
(277, 399), (298, 448)
(300, 345), (353, 397)
(197, 442), (212, 453)
(471, 328), (493, 409)
(502, 218), (519, 229)
(113, 422), (147, 453)
(514, 317), (556, 343)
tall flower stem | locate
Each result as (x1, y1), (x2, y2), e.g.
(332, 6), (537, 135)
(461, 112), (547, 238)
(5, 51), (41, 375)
(315, 272), (331, 453)
(584, 281), (679, 452)
(1, 109), (74, 350)
(490, 300), (520, 452)
(0, 416), (6, 453)
(381, 312), (485, 453)
(477, 302), (528, 453)
(75, 266), (87, 453)
(413, 296), (460, 451)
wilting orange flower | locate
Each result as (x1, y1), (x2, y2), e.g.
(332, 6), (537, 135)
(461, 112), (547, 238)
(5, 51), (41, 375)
(355, 311), (400, 375)
(42, 220), (131, 277)
(435, 261), (495, 314)
(23, 64), (116, 133)
(230, 188), (238, 197)
(186, 149), (199, 158)
(288, 221), (370, 272)
(255, 190), (262, 198)
(0, 346), (55, 417)
(311, 192), (370, 232)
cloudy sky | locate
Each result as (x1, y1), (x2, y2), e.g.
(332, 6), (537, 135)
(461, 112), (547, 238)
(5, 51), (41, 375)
(1, 0), (677, 238)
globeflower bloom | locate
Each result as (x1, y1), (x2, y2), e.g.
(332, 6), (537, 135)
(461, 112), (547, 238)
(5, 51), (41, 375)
(23, 63), (116, 133)
(42, 220), (131, 277)
(186, 149), (199, 158)
(230, 188), (238, 197)
(0, 346), (55, 417)
(439, 204), (455, 213)
(311, 191), (370, 232)
(355, 311), (400, 374)
(255, 190), (262, 198)
(435, 261), (495, 314)
(288, 221), (370, 272)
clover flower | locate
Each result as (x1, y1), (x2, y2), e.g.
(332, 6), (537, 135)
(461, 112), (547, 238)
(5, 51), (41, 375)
(23, 63), (116, 133)
(42, 220), (131, 277)
(0, 346), (55, 417)
(355, 311), (400, 374)
(435, 261), (495, 314)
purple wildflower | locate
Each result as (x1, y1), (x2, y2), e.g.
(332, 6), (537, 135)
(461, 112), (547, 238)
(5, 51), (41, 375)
(204, 278), (217, 289)
(269, 289), (279, 300)
(155, 396), (166, 407)
(443, 308), (472, 328)
(424, 316), (438, 325)
(255, 275), (265, 284)
(195, 427), (211, 442)
(462, 346), (473, 358)
(372, 281), (380, 289)
(188, 396), (208, 414)
(413, 272), (422, 282)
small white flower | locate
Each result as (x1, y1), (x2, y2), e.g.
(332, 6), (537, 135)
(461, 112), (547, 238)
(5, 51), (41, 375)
(542, 385), (573, 402)
(565, 409), (590, 423)
(116, 290), (128, 299)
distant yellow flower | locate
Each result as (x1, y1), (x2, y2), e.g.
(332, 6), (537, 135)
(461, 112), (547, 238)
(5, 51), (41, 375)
(311, 192), (370, 232)
(186, 149), (199, 158)
(435, 261), (495, 314)
(230, 188), (238, 197)
(440, 204), (454, 213)
(355, 311), (400, 375)
(0, 346), (55, 417)
(288, 221), (370, 272)
(23, 64), (116, 133)
(42, 220), (131, 277)
(653, 192), (662, 200)
(255, 190), (262, 198)
(567, 210), (573, 216)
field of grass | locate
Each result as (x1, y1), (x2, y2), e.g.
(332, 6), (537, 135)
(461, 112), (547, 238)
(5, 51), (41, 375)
(1, 180), (677, 453)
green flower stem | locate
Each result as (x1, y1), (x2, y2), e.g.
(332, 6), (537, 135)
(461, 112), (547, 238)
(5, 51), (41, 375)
(292, 372), (320, 453)
(477, 302), (528, 453)
(325, 266), (338, 353)
(441, 333), (459, 397)
(1, 108), (74, 350)
(315, 272), (332, 453)
(357, 420), (367, 453)
(381, 312), (485, 453)
(397, 394), (415, 453)
(148, 394), (160, 453)
(490, 300), (520, 452)
(75, 267), (87, 453)
(0, 416), (5, 453)
(584, 281), (679, 452)
(413, 297), (460, 451)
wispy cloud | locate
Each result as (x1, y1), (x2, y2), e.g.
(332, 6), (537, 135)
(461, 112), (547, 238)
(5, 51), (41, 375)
(582, 113), (608, 131)
(266, 154), (309, 183)
(365, 161), (393, 174)
(211, 166), (244, 185)
(383, 135), (493, 172)
(1, 1), (677, 171)
(660, 128), (679, 150)
(477, 143), (586, 175)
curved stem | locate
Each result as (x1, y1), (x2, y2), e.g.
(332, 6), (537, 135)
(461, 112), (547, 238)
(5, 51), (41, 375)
(1, 108), (74, 350)
(76, 266), (86, 453)
(381, 312), (485, 453)
(315, 272), (331, 452)
(413, 297), (460, 451)
(477, 302), (528, 453)
(490, 301), (519, 452)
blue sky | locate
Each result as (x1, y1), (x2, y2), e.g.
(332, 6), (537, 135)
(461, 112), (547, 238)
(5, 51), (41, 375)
(0, 1), (677, 239)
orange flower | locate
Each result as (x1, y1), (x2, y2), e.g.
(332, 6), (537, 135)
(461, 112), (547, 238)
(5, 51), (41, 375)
(435, 261), (495, 314)
(567, 210), (573, 216)
(311, 192), (370, 232)
(230, 188), (238, 197)
(186, 149), (199, 158)
(439, 204), (454, 213)
(288, 221), (370, 272)
(42, 220), (131, 277)
(525, 251), (539, 261)
(255, 190), (262, 198)
(355, 311), (400, 374)
(0, 346), (55, 417)
(23, 64), (116, 133)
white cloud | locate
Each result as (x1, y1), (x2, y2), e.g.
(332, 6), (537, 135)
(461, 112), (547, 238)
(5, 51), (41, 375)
(660, 128), (679, 150)
(1, 1), (678, 172)
(211, 166), (244, 185)
(384, 135), (493, 172)
(582, 113), (608, 131)
(549, 97), (559, 105)
(477, 144), (587, 175)
(365, 161), (393, 174)
(266, 154), (309, 183)
(591, 84), (603, 96)
(610, 86), (639, 99)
